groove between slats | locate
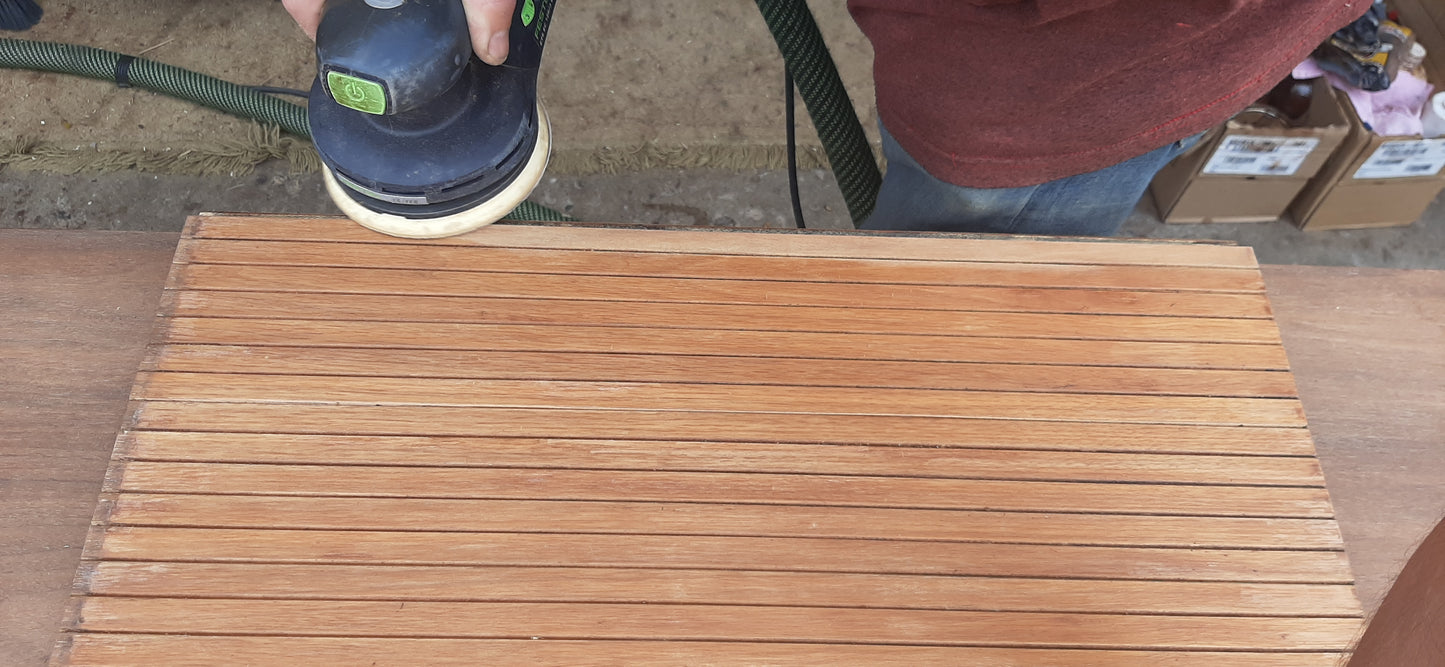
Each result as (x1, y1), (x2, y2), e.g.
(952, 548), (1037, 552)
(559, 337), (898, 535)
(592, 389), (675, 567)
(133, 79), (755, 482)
(171, 264), (1274, 319)
(161, 319), (1295, 370)
(111, 462), (1335, 518)
(180, 238), (1268, 292)
(103, 494), (1345, 549)
(164, 291), (1285, 344)
(132, 372), (1307, 427)
(72, 597), (1361, 649)
(148, 345), (1301, 398)
(60, 635), (1353, 667)
(129, 404), (1321, 455)
(91, 525), (1358, 585)
(190, 216), (1264, 269)
(120, 433), (1328, 486)
(78, 561), (1362, 616)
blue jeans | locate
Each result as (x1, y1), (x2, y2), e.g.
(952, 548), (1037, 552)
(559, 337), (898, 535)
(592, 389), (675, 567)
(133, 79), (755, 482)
(862, 125), (1203, 236)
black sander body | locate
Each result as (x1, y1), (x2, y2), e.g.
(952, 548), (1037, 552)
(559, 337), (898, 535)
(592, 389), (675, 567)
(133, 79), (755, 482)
(308, 0), (555, 238)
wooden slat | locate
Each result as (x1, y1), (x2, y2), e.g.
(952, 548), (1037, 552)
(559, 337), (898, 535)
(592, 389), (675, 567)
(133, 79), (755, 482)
(114, 463), (1333, 517)
(81, 561), (1362, 616)
(105, 495), (1345, 549)
(62, 635), (1350, 667)
(123, 433), (1329, 486)
(181, 238), (1269, 292)
(96, 528), (1355, 582)
(133, 372), (1307, 427)
(149, 345), (1301, 397)
(165, 290), (1285, 344)
(162, 318), (1295, 370)
(172, 263), (1274, 318)
(72, 598), (1361, 649)
(190, 215), (1264, 268)
(130, 404), (1320, 455)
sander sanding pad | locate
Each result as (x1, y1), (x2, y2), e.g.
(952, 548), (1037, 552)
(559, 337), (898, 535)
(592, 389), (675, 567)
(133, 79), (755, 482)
(325, 101), (552, 239)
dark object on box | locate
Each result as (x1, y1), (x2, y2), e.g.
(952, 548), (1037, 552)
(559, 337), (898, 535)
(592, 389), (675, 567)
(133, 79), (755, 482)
(1149, 78), (1350, 224)
(1313, 0), (1391, 91)
(1331, 0), (1387, 57)
(1314, 46), (1392, 91)
(1315, 39), (1392, 91)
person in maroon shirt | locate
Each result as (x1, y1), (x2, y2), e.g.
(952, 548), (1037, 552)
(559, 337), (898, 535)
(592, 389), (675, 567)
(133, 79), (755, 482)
(849, 0), (1365, 234)
(288, 0), (1363, 235)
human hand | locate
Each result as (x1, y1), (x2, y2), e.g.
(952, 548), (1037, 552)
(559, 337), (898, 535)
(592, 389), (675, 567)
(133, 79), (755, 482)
(282, 0), (517, 66)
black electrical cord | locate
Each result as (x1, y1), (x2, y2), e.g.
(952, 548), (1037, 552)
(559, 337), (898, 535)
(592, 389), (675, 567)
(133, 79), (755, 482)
(784, 67), (805, 229)
(756, 0), (879, 226)
(249, 85), (309, 99)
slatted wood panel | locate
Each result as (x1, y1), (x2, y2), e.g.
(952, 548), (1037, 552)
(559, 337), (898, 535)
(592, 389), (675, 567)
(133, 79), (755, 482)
(56, 215), (1362, 665)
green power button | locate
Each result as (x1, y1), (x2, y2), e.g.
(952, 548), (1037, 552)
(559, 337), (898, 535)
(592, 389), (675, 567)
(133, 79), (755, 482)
(327, 71), (387, 115)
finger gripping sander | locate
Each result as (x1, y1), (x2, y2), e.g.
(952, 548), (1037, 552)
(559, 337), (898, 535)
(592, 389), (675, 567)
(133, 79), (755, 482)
(309, 0), (556, 238)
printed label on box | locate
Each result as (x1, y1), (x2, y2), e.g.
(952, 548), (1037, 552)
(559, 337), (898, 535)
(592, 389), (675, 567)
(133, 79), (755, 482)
(1353, 139), (1445, 179)
(1202, 136), (1321, 176)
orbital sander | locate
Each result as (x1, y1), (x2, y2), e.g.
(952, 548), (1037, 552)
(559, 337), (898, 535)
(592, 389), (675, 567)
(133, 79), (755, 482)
(308, 0), (555, 238)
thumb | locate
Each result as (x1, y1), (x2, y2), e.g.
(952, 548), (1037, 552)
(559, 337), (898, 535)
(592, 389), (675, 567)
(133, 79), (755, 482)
(462, 0), (518, 66)
(280, 0), (323, 40)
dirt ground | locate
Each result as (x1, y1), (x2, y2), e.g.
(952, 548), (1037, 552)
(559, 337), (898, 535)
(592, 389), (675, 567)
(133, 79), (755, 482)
(1, 0), (1443, 266)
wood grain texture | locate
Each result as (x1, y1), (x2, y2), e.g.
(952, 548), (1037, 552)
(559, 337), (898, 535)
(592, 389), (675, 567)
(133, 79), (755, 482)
(149, 345), (1302, 397)
(112, 462), (1335, 517)
(163, 290), (1286, 343)
(63, 636), (1349, 667)
(50, 217), (1365, 665)
(133, 372), (1307, 426)
(188, 214), (1265, 267)
(162, 317), (1295, 369)
(0, 230), (178, 667)
(181, 238), (1268, 291)
(121, 432), (1328, 485)
(1263, 265), (1445, 614)
(71, 598), (1364, 649)
(129, 403), (1319, 455)
(94, 527), (1355, 582)
(171, 263), (1275, 318)
(81, 561), (1362, 615)
(105, 495), (1345, 548)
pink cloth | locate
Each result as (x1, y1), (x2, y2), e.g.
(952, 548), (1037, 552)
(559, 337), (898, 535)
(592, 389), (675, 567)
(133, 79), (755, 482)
(1294, 60), (1435, 136)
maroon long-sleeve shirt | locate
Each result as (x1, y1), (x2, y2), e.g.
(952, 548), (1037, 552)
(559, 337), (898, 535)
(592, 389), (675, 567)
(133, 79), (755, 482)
(848, 0), (1364, 187)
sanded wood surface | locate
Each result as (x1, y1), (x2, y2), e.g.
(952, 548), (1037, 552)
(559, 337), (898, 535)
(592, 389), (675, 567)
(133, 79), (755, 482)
(51, 216), (1364, 665)
(1261, 265), (1445, 612)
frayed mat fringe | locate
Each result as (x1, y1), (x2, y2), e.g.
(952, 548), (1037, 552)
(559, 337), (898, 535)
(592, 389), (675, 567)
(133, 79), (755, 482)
(2, 126), (874, 177)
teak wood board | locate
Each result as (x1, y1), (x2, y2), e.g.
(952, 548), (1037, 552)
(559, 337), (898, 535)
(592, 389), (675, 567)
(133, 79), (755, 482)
(55, 215), (1362, 666)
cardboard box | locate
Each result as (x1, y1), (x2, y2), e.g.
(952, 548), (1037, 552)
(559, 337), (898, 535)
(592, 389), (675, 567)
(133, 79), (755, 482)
(1287, 0), (1445, 231)
(1287, 100), (1445, 229)
(1150, 78), (1351, 224)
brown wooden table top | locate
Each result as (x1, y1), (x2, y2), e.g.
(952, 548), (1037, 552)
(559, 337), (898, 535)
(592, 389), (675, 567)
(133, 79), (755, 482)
(3, 220), (1442, 665)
